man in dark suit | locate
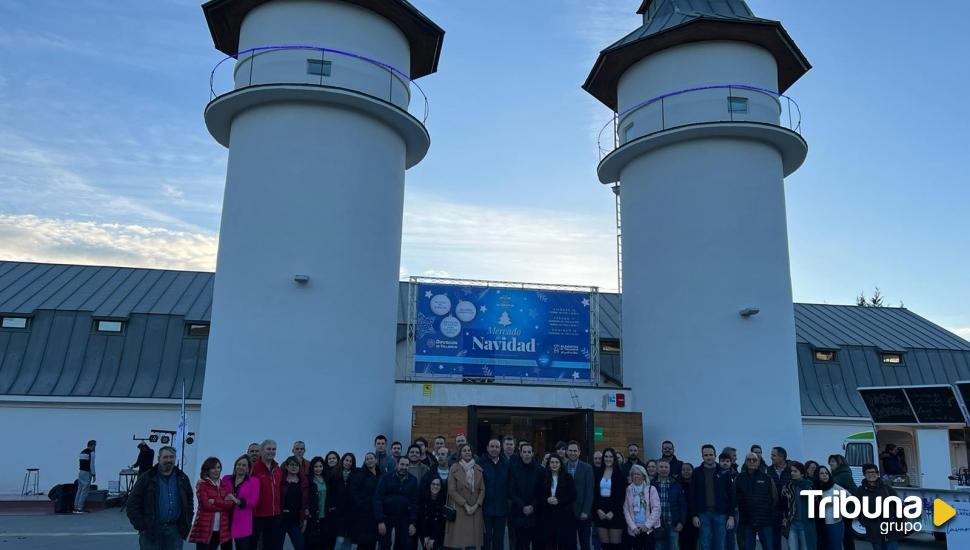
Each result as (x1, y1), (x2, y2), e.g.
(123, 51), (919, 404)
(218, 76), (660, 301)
(566, 441), (594, 550)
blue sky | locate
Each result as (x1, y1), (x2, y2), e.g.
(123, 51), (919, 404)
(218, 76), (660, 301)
(0, 1), (967, 338)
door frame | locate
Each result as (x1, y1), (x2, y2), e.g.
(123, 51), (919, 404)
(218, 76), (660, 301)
(466, 405), (595, 462)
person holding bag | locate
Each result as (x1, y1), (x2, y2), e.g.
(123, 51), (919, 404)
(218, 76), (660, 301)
(444, 444), (484, 550)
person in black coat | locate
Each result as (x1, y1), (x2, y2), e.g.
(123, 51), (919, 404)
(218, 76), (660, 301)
(593, 448), (627, 550)
(535, 455), (576, 550)
(734, 453), (778, 550)
(308, 456), (335, 550)
(509, 443), (544, 550)
(678, 463), (699, 550)
(132, 442), (155, 476)
(417, 477), (447, 550)
(330, 453), (358, 550)
(350, 454), (382, 550)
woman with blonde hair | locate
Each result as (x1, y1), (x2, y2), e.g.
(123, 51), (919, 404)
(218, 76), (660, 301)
(444, 443), (484, 550)
(623, 464), (660, 550)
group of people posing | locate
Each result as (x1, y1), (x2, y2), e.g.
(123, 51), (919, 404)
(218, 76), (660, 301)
(121, 434), (904, 550)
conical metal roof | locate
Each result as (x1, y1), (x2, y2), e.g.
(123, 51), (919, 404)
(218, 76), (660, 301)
(584, 0), (810, 110)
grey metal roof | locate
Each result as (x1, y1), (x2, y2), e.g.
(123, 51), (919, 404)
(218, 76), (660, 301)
(794, 303), (970, 353)
(201, 0), (445, 79)
(793, 303), (970, 418)
(583, 0), (811, 109)
(619, 0), (772, 51)
(4, 262), (970, 414)
(0, 262), (214, 321)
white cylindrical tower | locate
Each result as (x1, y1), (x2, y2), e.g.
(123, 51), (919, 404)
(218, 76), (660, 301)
(198, 0), (443, 460)
(584, 0), (811, 458)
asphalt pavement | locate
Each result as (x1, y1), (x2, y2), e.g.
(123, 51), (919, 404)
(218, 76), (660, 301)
(0, 510), (949, 549)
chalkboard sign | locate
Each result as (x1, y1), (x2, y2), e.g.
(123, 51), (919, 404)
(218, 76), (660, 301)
(859, 388), (917, 423)
(905, 386), (966, 424)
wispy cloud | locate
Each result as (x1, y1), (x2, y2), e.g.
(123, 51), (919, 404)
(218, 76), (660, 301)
(0, 214), (217, 271)
(564, 0), (640, 150)
(953, 327), (970, 342)
(402, 193), (618, 291)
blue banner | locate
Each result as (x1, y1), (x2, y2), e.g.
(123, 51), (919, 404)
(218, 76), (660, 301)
(413, 284), (592, 381)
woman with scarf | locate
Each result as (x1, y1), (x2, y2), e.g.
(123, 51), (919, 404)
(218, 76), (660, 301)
(535, 455), (576, 550)
(781, 462), (816, 550)
(445, 443), (484, 550)
(814, 466), (847, 550)
(221, 455), (261, 550)
(622, 464), (660, 550)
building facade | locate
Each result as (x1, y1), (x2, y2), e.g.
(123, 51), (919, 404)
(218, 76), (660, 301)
(3, 261), (970, 494)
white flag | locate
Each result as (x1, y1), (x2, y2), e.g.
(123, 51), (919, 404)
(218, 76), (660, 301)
(174, 380), (187, 465)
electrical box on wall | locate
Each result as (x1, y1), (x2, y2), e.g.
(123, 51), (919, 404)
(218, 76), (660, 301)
(603, 392), (626, 410)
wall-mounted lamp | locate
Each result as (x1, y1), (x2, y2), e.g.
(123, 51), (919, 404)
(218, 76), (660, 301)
(739, 307), (760, 318)
(293, 274), (310, 284)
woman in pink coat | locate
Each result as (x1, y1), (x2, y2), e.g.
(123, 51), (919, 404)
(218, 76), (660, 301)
(221, 454), (261, 549)
(623, 464), (661, 550)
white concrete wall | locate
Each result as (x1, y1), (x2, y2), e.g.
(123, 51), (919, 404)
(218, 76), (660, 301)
(0, 399), (200, 495)
(615, 39), (803, 459)
(200, 1), (416, 468)
(801, 417), (874, 462)
(391, 382), (633, 445)
(199, 99), (407, 466)
(236, 0), (411, 108)
(617, 42), (779, 144)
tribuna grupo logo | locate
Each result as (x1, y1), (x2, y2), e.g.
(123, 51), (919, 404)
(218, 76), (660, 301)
(804, 489), (923, 535)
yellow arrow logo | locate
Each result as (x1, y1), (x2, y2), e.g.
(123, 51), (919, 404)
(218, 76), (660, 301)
(934, 499), (956, 527)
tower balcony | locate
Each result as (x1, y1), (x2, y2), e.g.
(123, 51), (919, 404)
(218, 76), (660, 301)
(596, 84), (806, 184)
(204, 45), (431, 167)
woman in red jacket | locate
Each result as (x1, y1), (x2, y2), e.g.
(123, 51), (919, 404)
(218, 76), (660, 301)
(189, 456), (234, 549)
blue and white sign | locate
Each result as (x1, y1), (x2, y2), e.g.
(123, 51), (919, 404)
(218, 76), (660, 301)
(414, 284), (592, 381)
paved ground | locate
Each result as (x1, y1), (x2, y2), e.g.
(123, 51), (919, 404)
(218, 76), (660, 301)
(0, 511), (950, 549)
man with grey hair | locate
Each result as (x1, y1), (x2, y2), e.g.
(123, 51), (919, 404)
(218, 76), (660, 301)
(253, 439), (284, 549)
(127, 446), (194, 549)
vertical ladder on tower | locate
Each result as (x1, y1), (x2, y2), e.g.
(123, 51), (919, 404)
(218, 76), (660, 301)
(613, 184), (622, 293)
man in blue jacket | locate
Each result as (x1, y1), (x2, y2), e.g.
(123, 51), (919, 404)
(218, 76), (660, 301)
(479, 438), (510, 550)
(375, 456), (418, 550)
(566, 441), (594, 550)
(653, 459), (687, 550)
(690, 445), (736, 550)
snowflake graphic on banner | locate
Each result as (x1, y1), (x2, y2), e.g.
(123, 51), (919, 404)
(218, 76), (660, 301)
(415, 312), (435, 340)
